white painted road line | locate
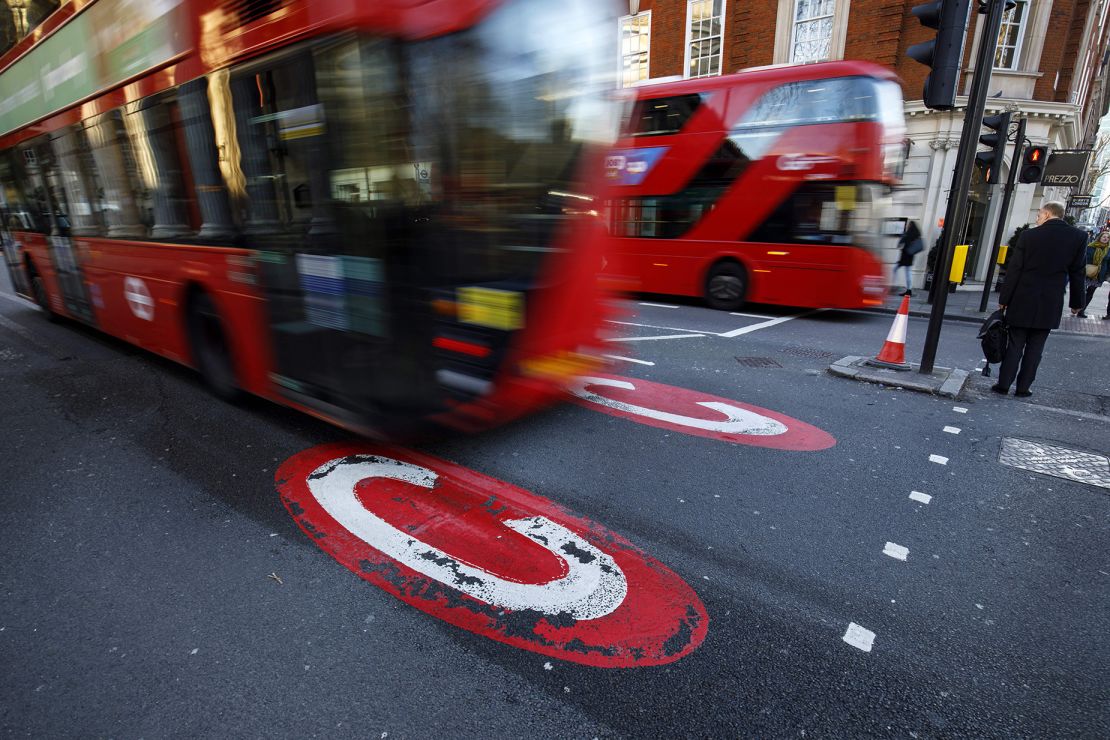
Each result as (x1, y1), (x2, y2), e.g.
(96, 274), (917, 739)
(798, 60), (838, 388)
(929, 454), (949, 465)
(729, 311), (774, 319)
(608, 333), (705, 343)
(0, 290), (28, 307)
(719, 310), (816, 338)
(943, 426), (961, 435)
(883, 542), (909, 561)
(638, 302), (678, 309)
(602, 354), (656, 366)
(0, 313), (36, 343)
(843, 623), (876, 652)
(953, 406), (969, 414)
(909, 491), (932, 504)
(607, 320), (708, 333)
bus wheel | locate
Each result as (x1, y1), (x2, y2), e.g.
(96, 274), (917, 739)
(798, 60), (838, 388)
(705, 262), (747, 311)
(28, 266), (57, 322)
(187, 291), (240, 401)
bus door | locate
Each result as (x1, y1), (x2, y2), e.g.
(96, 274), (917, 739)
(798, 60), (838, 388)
(232, 46), (436, 425)
(23, 141), (95, 324)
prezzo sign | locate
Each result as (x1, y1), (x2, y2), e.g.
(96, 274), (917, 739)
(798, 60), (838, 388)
(567, 375), (836, 450)
(1041, 151), (1092, 189)
(276, 443), (708, 667)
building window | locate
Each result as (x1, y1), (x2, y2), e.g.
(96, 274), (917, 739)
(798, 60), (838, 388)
(995, 1), (1028, 69)
(791, 0), (835, 64)
(685, 0), (724, 78)
(620, 11), (651, 87)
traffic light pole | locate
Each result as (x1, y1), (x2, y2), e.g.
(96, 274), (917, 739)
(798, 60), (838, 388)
(919, 0), (1009, 375)
(978, 116), (1026, 313)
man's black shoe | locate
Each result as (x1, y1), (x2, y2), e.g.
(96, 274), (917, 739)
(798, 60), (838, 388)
(990, 384), (1009, 395)
(1015, 390), (1033, 398)
(1078, 312), (1089, 318)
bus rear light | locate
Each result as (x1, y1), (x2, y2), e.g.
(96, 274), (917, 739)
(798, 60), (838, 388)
(860, 276), (886, 304)
(433, 336), (491, 358)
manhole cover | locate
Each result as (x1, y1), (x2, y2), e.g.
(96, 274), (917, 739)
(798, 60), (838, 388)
(999, 438), (1110, 490)
(781, 346), (837, 360)
(735, 356), (782, 368)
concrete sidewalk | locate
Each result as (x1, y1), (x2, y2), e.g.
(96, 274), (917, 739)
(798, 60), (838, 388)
(874, 280), (1110, 337)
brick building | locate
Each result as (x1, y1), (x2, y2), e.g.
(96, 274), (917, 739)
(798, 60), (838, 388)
(618, 0), (1110, 283)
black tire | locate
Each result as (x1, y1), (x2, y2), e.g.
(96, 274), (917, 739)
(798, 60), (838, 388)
(187, 291), (240, 401)
(29, 268), (58, 322)
(705, 262), (747, 311)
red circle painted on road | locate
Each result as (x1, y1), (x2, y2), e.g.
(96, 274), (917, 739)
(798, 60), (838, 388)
(276, 442), (708, 668)
(568, 374), (836, 450)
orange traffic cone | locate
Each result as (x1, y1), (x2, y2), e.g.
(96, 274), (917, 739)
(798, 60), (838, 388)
(867, 295), (912, 370)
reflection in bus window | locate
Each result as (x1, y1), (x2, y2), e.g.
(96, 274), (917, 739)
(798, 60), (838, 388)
(737, 77), (885, 128)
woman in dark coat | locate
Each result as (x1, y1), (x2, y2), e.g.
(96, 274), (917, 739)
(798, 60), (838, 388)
(894, 220), (923, 296)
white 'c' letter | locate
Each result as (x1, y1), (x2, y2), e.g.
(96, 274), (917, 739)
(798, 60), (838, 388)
(569, 376), (788, 436)
(306, 455), (627, 620)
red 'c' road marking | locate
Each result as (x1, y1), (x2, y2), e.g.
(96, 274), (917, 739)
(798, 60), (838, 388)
(276, 442), (708, 668)
(567, 374), (836, 450)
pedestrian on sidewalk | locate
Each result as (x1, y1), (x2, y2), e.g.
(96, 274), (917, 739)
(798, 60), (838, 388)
(894, 220), (923, 296)
(993, 202), (1087, 398)
(1082, 228), (1110, 319)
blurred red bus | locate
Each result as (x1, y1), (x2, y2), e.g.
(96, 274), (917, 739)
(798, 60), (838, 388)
(0, 0), (619, 437)
(604, 61), (906, 311)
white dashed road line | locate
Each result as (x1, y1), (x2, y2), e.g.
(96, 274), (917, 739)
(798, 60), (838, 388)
(843, 623), (876, 652)
(602, 354), (655, 366)
(953, 406), (968, 414)
(929, 454), (949, 465)
(943, 426), (961, 435)
(883, 542), (909, 561)
(638, 302), (678, 309)
(909, 491), (932, 504)
(729, 311), (775, 319)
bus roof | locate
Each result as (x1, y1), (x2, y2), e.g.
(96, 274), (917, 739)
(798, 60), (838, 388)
(629, 60), (901, 99)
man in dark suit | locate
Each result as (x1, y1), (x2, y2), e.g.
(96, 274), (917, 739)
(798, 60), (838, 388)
(994, 201), (1086, 397)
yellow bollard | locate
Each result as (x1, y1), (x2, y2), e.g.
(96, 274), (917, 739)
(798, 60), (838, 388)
(997, 244), (1009, 264)
(949, 244), (969, 284)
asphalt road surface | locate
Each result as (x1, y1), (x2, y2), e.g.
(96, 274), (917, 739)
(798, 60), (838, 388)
(2, 276), (1108, 738)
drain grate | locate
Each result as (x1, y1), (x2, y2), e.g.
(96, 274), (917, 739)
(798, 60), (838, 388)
(781, 346), (837, 360)
(999, 438), (1110, 490)
(735, 356), (782, 368)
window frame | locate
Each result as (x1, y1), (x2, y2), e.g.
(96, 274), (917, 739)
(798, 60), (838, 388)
(994, 0), (1029, 70)
(682, 0), (726, 80)
(789, 0), (836, 65)
(618, 10), (652, 88)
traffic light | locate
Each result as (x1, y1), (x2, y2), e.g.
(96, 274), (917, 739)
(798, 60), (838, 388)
(975, 112), (1011, 185)
(907, 0), (973, 110)
(1019, 146), (1048, 184)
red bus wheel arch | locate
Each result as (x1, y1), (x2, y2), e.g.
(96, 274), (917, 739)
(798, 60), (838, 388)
(183, 284), (241, 401)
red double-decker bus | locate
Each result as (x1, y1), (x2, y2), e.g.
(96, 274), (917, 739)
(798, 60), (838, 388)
(604, 61), (906, 311)
(0, 0), (619, 437)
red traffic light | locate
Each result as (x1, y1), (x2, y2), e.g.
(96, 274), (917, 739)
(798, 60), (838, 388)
(1029, 148), (1042, 163)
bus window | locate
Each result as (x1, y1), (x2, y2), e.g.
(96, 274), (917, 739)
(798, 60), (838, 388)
(737, 77), (882, 129)
(0, 151), (44, 233)
(748, 182), (881, 248)
(622, 94), (706, 137)
(121, 93), (196, 240)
